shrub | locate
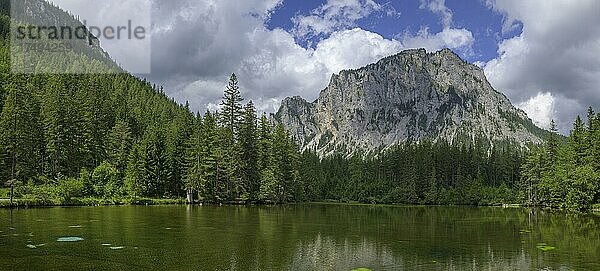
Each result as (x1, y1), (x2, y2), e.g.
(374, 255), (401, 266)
(79, 168), (94, 197)
(92, 162), (121, 198)
(565, 165), (598, 211)
(0, 188), (8, 198)
(56, 178), (84, 203)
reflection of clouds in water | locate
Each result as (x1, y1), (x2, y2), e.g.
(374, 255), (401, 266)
(288, 233), (402, 270)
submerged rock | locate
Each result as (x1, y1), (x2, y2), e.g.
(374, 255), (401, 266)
(57, 237), (84, 242)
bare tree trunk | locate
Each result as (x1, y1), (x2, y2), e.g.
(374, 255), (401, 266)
(10, 152), (15, 207)
(186, 189), (193, 204)
(9, 182), (13, 207)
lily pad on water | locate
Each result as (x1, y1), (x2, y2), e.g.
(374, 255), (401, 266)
(110, 246), (125, 250)
(69, 225), (82, 228)
(57, 237), (84, 242)
(536, 243), (556, 251)
(26, 244), (37, 249)
(101, 243), (112, 246)
(519, 229), (531, 234)
(351, 268), (373, 271)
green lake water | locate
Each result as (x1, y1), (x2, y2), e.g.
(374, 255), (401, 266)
(1, 204), (599, 270)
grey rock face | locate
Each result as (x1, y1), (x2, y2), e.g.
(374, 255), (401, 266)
(276, 48), (547, 156)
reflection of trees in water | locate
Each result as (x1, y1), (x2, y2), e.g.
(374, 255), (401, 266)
(288, 233), (401, 270)
(287, 234), (543, 270)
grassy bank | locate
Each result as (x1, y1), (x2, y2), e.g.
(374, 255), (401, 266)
(0, 197), (186, 208)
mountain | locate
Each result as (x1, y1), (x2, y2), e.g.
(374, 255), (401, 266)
(276, 48), (548, 156)
(7, 0), (118, 73)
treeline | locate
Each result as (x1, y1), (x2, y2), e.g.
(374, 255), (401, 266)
(522, 109), (600, 211)
(299, 140), (524, 205)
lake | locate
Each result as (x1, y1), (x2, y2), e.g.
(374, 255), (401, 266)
(0, 204), (599, 270)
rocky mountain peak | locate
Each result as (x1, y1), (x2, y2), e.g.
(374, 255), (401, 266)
(276, 48), (547, 157)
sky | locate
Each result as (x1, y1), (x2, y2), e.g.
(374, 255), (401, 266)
(50, 0), (600, 134)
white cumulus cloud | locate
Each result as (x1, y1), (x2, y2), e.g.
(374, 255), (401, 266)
(292, 0), (385, 38)
(484, 0), (600, 133)
(516, 92), (556, 129)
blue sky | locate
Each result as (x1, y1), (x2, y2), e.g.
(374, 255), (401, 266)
(266, 0), (518, 63)
(52, 0), (600, 134)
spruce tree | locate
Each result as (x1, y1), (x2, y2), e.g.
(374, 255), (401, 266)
(220, 73), (243, 140)
(183, 115), (204, 202)
(144, 128), (170, 197)
(257, 114), (276, 202)
(219, 73), (244, 200)
(199, 111), (226, 201)
(239, 101), (259, 201)
(107, 120), (133, 174)
(545, 120), (560, 165)
(571, 116), (587, 166)
(125, 140), (147, 199)
(0, 75), (44, 204)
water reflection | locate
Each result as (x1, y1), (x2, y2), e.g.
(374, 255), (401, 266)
(0, 205), (599, 270)
(290, 234), (401, 270)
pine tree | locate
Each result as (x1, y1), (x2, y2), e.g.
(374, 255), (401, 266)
(219, 74), (244, 200)
(423, 167), (438, 204)
(272, 123), (298, 202)
(42, 75), (70, 178)
(545, 120), (560, 165)
(199, 111), (224, 201)
(570, 116), (587, 166)
(183, 115), (204, 202)
(585, 107), (597, 167)
(239, 101), (259, 201)
(220, 73), (243, 140)
(144, 127), (170, 197)
(125, 140), (146, 199)
(107, 120), (132, 174)
(257, 114), (276, 202)
(0, 75), (44, 204)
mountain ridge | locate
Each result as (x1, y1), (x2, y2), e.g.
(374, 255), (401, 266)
(276, 48), (548, 156)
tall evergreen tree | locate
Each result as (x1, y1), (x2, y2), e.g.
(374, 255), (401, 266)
(239, 101), (259, 201)
(220, 73), (243, 140)
(545, 120), (560, 165)
(0, 75), (44, 204)
(571, 116), (587, 166)
(200, 111), (226, 201)
(124, 140), (147, 199)
(219, 73), (244, 200)
(107, 120), (133, 174)
(183, 115), (204, 202)
(144, 127), (170, 197)
(257, 114), (276, 202)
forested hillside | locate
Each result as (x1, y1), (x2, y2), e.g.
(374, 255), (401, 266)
(0, 4), (302, 205)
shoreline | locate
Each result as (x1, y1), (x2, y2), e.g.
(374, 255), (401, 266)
(3, 199), (599, 213)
